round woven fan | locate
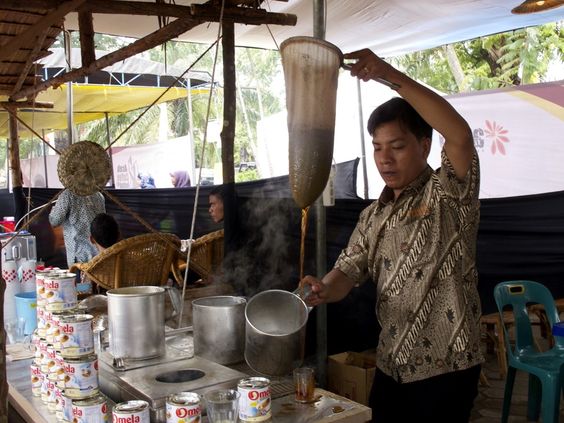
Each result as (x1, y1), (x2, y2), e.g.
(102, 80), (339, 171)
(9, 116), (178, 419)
(57, 141), (111, 196)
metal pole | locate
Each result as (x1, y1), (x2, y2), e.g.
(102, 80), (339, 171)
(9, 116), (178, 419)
(42, 129), (48, 188)
(313, 0), (328, 389)
(105, 113), (116, 188)
(356, 78), (369, 199)
(64, 31), (74, 144)
(186, 79), (196, 181)
(313, 0), (326, 39)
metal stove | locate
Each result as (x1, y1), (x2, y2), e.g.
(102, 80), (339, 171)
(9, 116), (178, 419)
(99, 333), (248, 422)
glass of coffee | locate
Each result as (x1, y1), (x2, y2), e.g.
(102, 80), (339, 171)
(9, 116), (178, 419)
(293, 367), (315, 403)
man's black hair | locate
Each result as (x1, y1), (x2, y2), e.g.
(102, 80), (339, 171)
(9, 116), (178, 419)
(367, 97), (432, 140)
(209, 184), (226, 200)
(90, 213), (120, 249)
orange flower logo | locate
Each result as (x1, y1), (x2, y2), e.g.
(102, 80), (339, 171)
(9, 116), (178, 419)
(485, 120), (510, 155)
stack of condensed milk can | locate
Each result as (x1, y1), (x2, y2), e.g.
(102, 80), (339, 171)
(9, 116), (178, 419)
(30, 269), (276, 422)
(31, 268), (107, 422)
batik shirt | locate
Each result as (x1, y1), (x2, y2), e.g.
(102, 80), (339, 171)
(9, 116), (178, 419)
(335, 149), (484, 383)
(49, 189), (106, 267)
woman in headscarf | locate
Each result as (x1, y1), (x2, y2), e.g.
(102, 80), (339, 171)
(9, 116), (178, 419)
(170, 170), (191, 188)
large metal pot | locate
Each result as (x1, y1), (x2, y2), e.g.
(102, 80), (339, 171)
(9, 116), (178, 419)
(192, 296), (246, 365)
(107, 286), (165, 360)
(245, 289), (309, 376)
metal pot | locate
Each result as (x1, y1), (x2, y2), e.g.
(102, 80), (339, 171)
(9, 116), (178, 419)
(245, 289), (309, 376)
(192, 296), (246, 365)
(107, 286), (165, 360)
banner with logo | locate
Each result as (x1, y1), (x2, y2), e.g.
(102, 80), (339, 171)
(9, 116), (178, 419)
(257, 79), (564, 199)
(433, 81), (564, 199)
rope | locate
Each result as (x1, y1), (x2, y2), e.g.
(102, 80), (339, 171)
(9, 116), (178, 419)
(100, 188), (183, 256)
(105, 41), (219, 151)
(178, 0), (227, 326)
(0, 191), (63, 252)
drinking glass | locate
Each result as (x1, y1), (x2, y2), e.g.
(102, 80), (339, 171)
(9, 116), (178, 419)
(204, 389), (240, 422)
(294, 367), (315, 403)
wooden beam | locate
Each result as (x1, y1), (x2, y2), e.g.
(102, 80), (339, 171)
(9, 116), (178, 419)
(0, 0), (86, 62)
(191, 4), (297, 25)
(221, 21), (236, 185)
(8, 111), (23, 187)
(10, 31), (48, 96)
(78, 10), (96, 67)
(1, 101), (54, 109)
(1, 0), (62, 9)
(10, 17), (203, 101)
(1, 0), (289, 9)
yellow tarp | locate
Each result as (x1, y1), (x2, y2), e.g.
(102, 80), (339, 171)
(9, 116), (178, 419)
(0, 84), (208, 138)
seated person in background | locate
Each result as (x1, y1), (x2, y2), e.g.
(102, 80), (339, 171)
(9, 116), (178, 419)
(170, 170), (191, 188)
(90, 213), (121, 253)
(208, 185), (225, 224)
(137, 172), (156, 189)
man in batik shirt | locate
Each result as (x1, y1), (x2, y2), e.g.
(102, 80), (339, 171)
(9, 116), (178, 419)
(301, 49), (483, 422)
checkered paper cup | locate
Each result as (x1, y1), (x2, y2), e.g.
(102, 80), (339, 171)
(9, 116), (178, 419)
(3, 261), (21, 322)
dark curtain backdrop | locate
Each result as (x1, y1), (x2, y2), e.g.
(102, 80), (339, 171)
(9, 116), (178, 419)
(2, 159), (564, 353)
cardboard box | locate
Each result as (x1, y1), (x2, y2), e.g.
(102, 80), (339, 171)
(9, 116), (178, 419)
(327, 351), (377, 406)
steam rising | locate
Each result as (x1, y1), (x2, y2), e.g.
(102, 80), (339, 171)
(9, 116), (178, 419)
(218, 188), (299, 297)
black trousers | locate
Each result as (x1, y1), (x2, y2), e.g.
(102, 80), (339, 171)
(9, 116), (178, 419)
(369, 364), (481, 423)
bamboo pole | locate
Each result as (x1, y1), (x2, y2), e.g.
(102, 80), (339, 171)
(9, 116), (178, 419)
(8, 111), (22, 188)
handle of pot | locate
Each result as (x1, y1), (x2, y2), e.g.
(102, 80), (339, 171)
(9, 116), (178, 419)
(341, 62), (400, 91)
(164, 285), (182, 317)
(292, 285), (313, 313)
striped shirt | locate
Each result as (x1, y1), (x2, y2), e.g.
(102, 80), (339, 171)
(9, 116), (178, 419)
(335, 149), (483, 383)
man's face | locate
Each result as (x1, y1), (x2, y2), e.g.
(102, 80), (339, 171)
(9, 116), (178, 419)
(372, 120), (431, 199)
(209, 194), (224, 223)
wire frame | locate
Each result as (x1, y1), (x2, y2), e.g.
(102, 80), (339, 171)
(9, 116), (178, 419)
(511, 0), (563, 14)
(57, 140), (111, 196)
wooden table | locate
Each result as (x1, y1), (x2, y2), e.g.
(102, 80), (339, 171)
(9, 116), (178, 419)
(270, 388), (371, 423)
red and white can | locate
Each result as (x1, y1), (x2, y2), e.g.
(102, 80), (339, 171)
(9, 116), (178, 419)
(36, 306), (47, 338)
(238, 377), (272, 422)
(49, 351), (65, 388)
(113, 400), (150, 423)
(30, 362), (42, 397)
(40, 369), (49, 404)
(72, 393), (108, 423)
(63, 354), (99, 399)
(36, 269), (51, 308)
(166, 392), (201, 423)
(59, 314), (94, 358)
(60, 391), (74, 423)
(44, 273), (77, 312)
(46, 377), (58, 413)
(41, 344), (57, 374)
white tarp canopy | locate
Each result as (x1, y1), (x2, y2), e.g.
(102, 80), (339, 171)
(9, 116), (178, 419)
(257, 77), (564, 199)
(65, 0), (564, 57)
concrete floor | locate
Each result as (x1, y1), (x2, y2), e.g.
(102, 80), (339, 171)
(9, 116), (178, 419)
(471, 334), (564, 422)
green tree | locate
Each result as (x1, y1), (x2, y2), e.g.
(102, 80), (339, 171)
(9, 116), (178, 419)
(393, 22), (563, 93)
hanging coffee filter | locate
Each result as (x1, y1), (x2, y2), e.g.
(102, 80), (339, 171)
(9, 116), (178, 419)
(57, 140), (111, 196)
(280, 36), (342, 209)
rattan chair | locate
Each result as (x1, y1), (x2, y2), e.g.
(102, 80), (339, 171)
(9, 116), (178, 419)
(70, 233), (182, 290)
(178, 229), (224, 282)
